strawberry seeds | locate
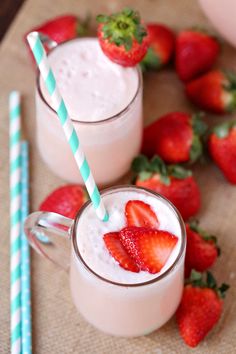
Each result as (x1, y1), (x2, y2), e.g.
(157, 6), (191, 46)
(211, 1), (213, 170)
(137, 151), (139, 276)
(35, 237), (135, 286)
(103, 200), (178, 274)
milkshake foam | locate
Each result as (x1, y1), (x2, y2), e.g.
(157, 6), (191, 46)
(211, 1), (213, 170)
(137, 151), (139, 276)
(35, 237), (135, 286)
(76, 189), (182, 284)
(40, 38), (139, 122)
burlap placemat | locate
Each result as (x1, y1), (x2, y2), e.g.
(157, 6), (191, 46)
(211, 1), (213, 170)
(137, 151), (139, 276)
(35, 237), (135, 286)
(1, 0), (236, 352)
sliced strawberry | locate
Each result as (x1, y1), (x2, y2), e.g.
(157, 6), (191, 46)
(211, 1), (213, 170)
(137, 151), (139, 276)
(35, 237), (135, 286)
(39, 184), (88, 219)
(120, 227), (178, 274)
(125, 200), (159, 229)
(103, 232), (140, 273)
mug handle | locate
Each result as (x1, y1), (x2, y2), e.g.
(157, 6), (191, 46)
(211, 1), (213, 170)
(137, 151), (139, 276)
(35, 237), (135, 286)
(24, 211), (74, 271)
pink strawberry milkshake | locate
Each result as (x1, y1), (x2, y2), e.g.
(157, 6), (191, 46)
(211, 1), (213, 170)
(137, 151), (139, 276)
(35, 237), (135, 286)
(70, 186), (186, 336)
(36, 38), (142, 185)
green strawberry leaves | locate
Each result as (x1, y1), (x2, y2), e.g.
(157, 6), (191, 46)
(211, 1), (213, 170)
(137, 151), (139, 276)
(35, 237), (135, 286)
(191, 112), (208, 136)
(189, 219), (220, 255)
(187, 270), (230, 299)
(213, 119), (236, 139)
(190, 113), (208, 163)
(132, 155), (192, 185)
(140, 47), (161, 71)
(96, 7), (147, 51)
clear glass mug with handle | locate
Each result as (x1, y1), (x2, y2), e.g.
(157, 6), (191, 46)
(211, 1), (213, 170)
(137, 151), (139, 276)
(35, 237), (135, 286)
(24, 185), (186, 337)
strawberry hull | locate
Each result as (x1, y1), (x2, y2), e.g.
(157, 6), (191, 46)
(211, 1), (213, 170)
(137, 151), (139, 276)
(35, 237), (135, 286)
(136, 176), (201, 221)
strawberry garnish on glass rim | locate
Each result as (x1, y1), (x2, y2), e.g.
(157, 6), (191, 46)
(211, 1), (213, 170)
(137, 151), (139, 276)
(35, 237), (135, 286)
(96, 7), (149, 67)
(176, 270), (229, 347)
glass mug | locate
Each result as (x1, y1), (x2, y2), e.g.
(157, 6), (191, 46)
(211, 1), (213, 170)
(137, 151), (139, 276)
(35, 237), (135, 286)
(35, 38), (143, 186)
(24, 185), (186, 337)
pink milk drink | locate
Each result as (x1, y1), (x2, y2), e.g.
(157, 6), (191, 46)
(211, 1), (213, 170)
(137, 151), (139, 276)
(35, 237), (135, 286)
(36, 38), (143, 185)
(24, 186), (186, 337)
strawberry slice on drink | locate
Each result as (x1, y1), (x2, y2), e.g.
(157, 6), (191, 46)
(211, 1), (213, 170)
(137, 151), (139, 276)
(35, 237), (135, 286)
(125, 200), (159, 229)
(103, 232), (140, 273)
(120, 227), (178, 274)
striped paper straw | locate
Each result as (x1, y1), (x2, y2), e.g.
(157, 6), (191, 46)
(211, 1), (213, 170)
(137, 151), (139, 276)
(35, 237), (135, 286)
(20, 141), (32, 354)
(27, 32), (108, 222)
(9, 91), (22, 354)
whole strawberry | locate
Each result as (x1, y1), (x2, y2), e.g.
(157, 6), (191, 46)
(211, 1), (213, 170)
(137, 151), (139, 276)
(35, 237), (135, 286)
(132, 155), (201, 220)
(96, 8), (149, 67)
(141, 23), (175, 71)
(208, 120), (236, 183)
(176, 271), (229, 347)
(176, 29), (220, 82)
(24, 15), (86, 53)
(185, 221), (219, 277)
(142, 112), (207, 163)
(186, 70), (236, 114)
(39, 185), (88, 219)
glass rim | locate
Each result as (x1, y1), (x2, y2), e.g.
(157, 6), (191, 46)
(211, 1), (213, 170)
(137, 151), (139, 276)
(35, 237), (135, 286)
(36, 37), (142, 126)
(72, 185), (186, 288)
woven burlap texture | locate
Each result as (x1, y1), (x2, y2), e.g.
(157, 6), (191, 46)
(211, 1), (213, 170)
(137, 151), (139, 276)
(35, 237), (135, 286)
(1, 0), (236, 353)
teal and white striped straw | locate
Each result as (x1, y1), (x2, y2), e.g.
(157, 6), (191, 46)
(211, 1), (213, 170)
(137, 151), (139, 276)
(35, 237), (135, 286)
(9, 91), (22, 354)
(27, 32), (108, 222)
(20, 141), (32, 354)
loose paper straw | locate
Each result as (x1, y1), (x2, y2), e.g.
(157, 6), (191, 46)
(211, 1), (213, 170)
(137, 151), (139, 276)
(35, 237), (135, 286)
(20, 141), (32, 354)
(27, 32), (108, 222)
(9, 91), (22, 354)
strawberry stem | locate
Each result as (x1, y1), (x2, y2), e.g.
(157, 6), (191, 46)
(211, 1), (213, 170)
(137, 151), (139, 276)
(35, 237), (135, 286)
(213, 119), (236, 138)
(96, 8), (147, 51)
(132, 154), (192, 184)
(187, 270), (230, 299)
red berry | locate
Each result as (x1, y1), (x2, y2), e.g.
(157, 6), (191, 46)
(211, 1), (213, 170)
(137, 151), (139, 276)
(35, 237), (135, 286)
(120, 227), (178, 274)
(186, 70), (236, 114)
(24, 15), (83, 54)
(125, 200), (159, 229)
(136, 174), (201, 221)
(176, 29), (220, 82)
(176, 285), (222, 347)
(97, 8), (149, 67)
(185, 224), (218, 277)
(103, 232), (140, 273)
(208, 120), (236, 183)
(39, 185), (88, 219)
(142, 112), (207, 163)
(141, 23), (175, 70)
